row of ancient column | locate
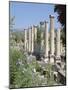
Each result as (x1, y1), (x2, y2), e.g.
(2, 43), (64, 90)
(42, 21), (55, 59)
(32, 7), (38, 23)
(24, 15), (61, 64)
(24, 25), (37, 54)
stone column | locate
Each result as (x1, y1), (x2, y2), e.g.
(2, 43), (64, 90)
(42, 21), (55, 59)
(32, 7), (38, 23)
(28, 27), (31, 53)
(60, 40), (63, 55)
(49, 15), (54, 63)
(56, 28), (61, 63)
(24, 29), (27, 52)
(26, 40), (28, 52)
(34, 26), (37, 54)
(41, 33), (44, 50)
(44, 21), (49, 63)
(31, 26), (34, 53)
(40, 22), (44, 53)
(34, 26), (37, 41)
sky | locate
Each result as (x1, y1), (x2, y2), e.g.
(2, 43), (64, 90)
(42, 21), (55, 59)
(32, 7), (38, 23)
(10, 1), (61, 31)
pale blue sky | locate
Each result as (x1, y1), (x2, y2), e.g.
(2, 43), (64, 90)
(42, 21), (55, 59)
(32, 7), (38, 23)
(10, 1), (61, 31)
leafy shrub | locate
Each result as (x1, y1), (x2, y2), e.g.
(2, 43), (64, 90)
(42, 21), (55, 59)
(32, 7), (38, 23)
(10, 48), (47, 88)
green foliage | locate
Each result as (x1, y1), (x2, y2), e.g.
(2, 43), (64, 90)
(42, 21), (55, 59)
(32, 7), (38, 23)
(9, 48), (24, 87)
(54, 5), (66, 27)
(61, 29), (66, 46)
(45, 63), (54, 85)
(54, 5), (66, 46)
(10, 49), (47, 88)
(13, 32), (24, 43)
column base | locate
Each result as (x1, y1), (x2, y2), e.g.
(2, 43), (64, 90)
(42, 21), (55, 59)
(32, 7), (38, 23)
(44, 57), (49, 63)
(28, 52), (32, 55)
(55, 56), (61, 66)
(50, 55), (54, 64)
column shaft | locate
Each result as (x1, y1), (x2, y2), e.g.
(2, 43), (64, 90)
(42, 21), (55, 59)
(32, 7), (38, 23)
(55, 28), (61, 64)
(28, 28), (31, 53)
(41, 32), (44, 51)
(34, 27), (37, 41)
(56, 29), (60, 57)
(34, 26), (37, 53)
(49, 15), (54, 63)
(44, 21), (48, 57)
(31, 26), (34, 53)
(50, 15), (54, 55)
(40, 22), (44, 52)
(24, 29), (27, 51)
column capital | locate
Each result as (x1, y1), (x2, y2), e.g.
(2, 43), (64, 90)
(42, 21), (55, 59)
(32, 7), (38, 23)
(40, 21), (44, 25)
(49, 15), (54, 18)
(28, 26), (32, 29)
(24, 29), (27, 30)
(24, 29), (26, 30)
(33, 25), (37, 28)
(24, 29), (27, 31)
(32, 25), (35, 28)
(44, 21), (48, 24)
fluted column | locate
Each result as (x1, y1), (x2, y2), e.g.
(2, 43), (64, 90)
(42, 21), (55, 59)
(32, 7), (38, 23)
(56, 28), (61, 63)
(49, 15), (54, 63)
(41, 33), (44, 50)
(28, 27), (31, 53)
(24, 29), (27, 51)
(56, 29), (60, 57)
(34, 26), (37, 42)
(31, 26), (34, 53)
(34, 26), (37, 54)
(60, 40), (63, 55)
(40, 22), (44, 53)
(44, 21), (49, 63)
(26, 40), (28, 52)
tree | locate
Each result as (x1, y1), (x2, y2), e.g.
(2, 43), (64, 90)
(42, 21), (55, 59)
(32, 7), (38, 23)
(54, 5), (66, 29)
(54, 5), (66, 46)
